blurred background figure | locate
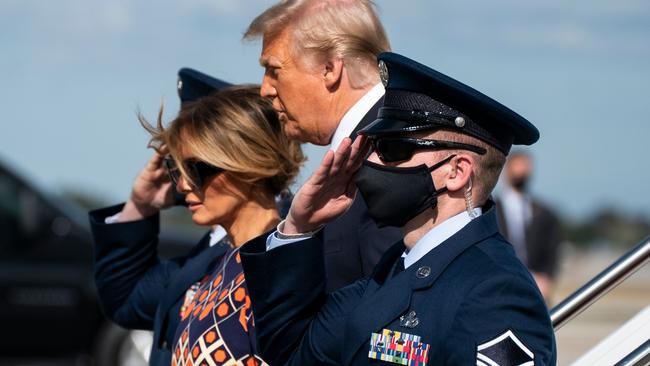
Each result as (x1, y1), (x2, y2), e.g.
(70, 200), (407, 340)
(496, 150), (562, 302)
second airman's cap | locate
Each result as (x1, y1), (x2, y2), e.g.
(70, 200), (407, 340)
(177, 68), (232, 105)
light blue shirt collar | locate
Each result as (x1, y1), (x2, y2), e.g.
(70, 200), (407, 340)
(403, 208), (483, 269)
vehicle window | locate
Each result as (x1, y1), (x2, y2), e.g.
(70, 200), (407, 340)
(0, 171), (56, 254)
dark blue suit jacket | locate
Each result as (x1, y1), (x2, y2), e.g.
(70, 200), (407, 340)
(90, 204), (229, 366)
(240, 202), (557, 365)
(496, 198), (562, 279)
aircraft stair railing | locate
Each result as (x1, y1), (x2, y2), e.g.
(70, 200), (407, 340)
(551, 236), (650, 330)
(550, 236), (649, 365)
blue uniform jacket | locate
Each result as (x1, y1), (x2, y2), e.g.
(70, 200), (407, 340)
(89, 204), (229, 366)
(240, 202), (557, 365)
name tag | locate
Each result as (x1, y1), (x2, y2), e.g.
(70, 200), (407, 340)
(368, 329), (430, 366)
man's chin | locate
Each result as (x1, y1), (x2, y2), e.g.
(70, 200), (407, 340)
(285, 128), (308, 143)
(281, 122), (328, 145)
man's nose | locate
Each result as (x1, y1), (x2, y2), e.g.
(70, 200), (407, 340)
(260, 74), (277, 98)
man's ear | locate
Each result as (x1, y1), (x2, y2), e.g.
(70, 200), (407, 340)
(445, 154), (474, 193)
(323, 58), (344, 90)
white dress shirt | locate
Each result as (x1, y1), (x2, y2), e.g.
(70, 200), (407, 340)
(328, 83), (385, 151)
(499, 186), (532, 263)
(209, 225), (228, 246)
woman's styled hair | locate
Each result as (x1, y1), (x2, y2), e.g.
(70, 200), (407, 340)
(141, 85), (304, 195)
(244, 0), (390, 89)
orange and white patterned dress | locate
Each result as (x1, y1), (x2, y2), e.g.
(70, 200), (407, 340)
(171, 246), (267, 366)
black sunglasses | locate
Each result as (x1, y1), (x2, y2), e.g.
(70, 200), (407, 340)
(369, 137), (487, 163)
(164, 157), (224, 189)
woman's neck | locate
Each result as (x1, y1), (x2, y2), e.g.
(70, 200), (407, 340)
(222, 200), (280, 248)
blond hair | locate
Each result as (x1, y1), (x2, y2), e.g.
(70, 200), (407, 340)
(140, 85), (304, 195)
(244, 0), (391, 89)
(431, 130), (506, 205)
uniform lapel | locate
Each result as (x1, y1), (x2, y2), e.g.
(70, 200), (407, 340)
(343, 202), (501, 363)
(343, 246), (412, 365)
(408, 206), (499, 290)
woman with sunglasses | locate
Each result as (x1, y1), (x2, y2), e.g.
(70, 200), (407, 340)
(89, 85), (303, 366)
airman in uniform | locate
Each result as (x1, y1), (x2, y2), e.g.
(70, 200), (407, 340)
(240, 52), (556, 365)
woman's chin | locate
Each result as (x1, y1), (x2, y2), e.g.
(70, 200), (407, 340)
(191, 212), (223, 227)
(190, 212), (210, 226)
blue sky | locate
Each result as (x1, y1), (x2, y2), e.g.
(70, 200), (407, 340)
(1, 0), (649, 221)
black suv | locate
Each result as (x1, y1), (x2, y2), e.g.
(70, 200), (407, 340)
(0, 158), (200, 365)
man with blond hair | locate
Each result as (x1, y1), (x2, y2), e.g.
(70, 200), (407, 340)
(244, 0), (401, 292)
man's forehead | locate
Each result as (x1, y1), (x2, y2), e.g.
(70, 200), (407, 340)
(260, 40), (286, 66)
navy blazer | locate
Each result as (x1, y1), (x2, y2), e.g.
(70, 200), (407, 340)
(322, 99), (401, 291)
(90, 204), (229, 366)
(240, 202), (557, 365)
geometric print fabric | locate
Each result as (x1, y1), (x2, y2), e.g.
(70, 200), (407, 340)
(172, 247), (268, 366)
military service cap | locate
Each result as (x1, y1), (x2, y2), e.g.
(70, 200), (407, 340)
(360, 52), (539, 154)
(177, 68), (232, 105)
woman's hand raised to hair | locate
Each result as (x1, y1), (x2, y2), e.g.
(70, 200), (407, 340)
(283, 137), (369, 234)
(119, 151), (175, 222)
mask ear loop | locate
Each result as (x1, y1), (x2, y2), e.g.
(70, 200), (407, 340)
(465, 176), (478, 219)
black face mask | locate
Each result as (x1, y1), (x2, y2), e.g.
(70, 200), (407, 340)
(354, 155), (455, 228)
(511, 176), (529, 192)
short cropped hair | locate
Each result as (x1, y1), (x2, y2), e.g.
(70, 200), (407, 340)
(141, 86), (304, 195)
(244, 0), (391, 89)
(430, 129), (506, 205)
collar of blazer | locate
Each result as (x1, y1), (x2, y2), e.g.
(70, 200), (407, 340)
(154, 237), (230, 347)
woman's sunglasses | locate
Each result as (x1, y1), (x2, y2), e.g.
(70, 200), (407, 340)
(164, 157), (224, 189)
(369, 137), (487, 163)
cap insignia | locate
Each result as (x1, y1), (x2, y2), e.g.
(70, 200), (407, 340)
(379, 60), (389, 87)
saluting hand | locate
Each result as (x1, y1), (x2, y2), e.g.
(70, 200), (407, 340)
(119, 151), (174, 222)
(284, 136), (369, 234)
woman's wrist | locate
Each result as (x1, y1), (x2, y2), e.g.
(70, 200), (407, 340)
(120, 198), (158, 222)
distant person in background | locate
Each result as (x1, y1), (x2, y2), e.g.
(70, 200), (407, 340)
(244, 0), (401, 292)
(496, 150), (562, 302)
(89, 85), (303, 365)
